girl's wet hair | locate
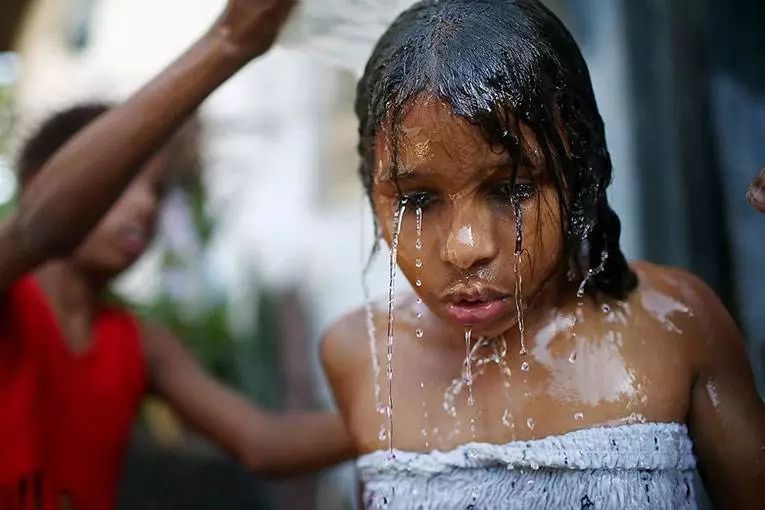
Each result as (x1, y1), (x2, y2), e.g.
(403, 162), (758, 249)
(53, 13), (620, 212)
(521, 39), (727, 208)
(356, 0), (637, 299)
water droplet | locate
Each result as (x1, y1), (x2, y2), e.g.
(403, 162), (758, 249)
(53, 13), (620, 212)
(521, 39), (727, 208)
(415, 239), (423, 250)
(415, 328), (424, 339)
(601, 303), (611, 313)
(420, 381), (425, 389)
(530, 460), (540, 470)
(378, 426), (387, 441)
(568, 351), (577, 363)
(521, 361), (530, 372)
(574, 412), (584, 421)
(502, 409), (513, 428)
(416, 311), (423, 319)
(416, 298), (423, 305)
(415, 279), (422, 287)
(415, 258), (423, 268)
(526, 417), (535, 430)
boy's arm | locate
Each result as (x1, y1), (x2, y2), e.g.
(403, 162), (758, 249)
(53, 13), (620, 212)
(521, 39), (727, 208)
(0, 0), (294, 293)
(142, 323), (355, 477)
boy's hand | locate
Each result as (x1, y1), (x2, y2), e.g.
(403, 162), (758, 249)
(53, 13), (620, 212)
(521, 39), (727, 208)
(213, 0), (297, 60)
(747, 167), (765, 213)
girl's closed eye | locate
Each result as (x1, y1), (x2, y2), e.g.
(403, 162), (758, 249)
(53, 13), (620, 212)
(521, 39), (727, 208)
(401, 190), (437, 210)
(492, 181), (538, 204)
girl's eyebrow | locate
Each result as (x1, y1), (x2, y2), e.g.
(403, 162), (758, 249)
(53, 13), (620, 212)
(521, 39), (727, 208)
(375, 164), (415, 184)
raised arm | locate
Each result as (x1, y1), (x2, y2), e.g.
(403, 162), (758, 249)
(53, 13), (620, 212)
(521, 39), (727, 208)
(142, 323), (355, 477)
(684, 273), (765, 508)
(0, 0), (295, 292)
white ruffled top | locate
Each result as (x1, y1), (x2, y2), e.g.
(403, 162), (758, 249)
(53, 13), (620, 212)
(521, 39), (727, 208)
(357, 423), (697, 509)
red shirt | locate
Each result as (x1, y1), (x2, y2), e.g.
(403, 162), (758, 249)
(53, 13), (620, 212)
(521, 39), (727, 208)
(1, 277), (146, 509)
(0, 278), (57, 510)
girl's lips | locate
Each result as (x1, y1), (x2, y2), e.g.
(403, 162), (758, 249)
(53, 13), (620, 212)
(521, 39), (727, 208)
(117, 225), (149, 257)
(446, 298), (509, 325)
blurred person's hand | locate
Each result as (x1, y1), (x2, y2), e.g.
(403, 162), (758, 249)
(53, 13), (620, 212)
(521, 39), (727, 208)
(213, 0), (297, 59)
(747, 168), (765, 213)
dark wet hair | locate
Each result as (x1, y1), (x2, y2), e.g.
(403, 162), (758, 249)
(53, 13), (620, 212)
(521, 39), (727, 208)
(17, 102), (111, 185)
(356, 0), (637, 299)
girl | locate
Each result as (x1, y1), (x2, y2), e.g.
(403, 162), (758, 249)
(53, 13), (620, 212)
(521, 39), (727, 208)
(321, 1), (765, 508)
(0, 1), (352, 509)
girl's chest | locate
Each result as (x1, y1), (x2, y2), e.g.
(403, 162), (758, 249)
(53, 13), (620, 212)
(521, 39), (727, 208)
(351, 327), (694, 453)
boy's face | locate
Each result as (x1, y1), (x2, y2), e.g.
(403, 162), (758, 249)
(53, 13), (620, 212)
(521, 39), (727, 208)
(70, 151), (171, 278)
(372, 95), (564, 337)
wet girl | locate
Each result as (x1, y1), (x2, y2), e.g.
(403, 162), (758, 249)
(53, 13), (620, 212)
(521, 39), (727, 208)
(321, 1), (765, 508)
(0, 1), (352, 508)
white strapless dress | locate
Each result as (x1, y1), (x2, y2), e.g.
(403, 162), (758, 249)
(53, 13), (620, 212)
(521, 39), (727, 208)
(357, 423), (697, 509)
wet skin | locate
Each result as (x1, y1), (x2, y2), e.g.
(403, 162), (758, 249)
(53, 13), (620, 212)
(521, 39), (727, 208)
(322, 96), (765, 507)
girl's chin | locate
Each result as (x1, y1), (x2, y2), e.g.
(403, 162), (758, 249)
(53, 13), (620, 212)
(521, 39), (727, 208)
(435, 307), (517, 338)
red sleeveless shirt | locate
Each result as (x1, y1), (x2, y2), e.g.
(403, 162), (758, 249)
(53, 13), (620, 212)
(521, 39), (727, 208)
(0, 278), (57, 509)
(1, 277), (146, 509)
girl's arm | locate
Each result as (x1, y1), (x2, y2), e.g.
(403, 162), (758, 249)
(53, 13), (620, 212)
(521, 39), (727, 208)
(142, 323), (355, 476)
(0, 0), (295, 293)
(684, 273), (765, 509)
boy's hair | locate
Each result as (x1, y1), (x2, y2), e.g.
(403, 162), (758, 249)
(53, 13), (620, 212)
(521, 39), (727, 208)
(356, 0), (637, 298)
(17, 103), (111, 185)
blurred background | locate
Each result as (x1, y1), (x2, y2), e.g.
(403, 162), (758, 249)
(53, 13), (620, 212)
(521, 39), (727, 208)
(0, 0), (762, 508)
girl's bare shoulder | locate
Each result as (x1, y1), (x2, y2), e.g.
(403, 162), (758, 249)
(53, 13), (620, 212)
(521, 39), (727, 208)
(628, 260), (742, 360)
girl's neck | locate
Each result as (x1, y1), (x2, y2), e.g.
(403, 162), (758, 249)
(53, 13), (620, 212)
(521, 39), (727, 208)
(35, 261), (104, 322)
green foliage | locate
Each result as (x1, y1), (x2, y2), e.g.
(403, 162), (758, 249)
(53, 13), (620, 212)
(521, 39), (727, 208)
(0, 83), (15, 221)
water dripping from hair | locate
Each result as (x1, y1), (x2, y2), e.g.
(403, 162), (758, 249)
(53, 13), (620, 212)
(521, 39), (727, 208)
(414, 206), (429, 448)
(361, 194), (384, 416)
(385, 199), (407, 456)
(512, 198), (528, 356)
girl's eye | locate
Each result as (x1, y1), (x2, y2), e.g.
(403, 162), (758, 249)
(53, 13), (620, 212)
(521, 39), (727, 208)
(401, 191), (435, 210)
(496, 182), (537, 202)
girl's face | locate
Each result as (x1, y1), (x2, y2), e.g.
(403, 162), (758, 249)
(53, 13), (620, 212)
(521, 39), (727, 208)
(372, 96), (564, 337)
(70, 151), (170, 278)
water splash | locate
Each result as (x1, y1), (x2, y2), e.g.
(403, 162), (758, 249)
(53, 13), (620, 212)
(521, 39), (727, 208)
(494, 335), (517, 436)
(384, 199), (407, 454)
(443, 336), (496, 419)
(513, 251), (528, 356)
(511, 198), (528, 355)
(640, 288), (692, 333)
(464, 327), (475, 407)
(576, 248), (610, 299)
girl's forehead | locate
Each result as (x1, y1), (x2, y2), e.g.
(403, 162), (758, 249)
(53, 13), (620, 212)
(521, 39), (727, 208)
(373, 96), (542, 184)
